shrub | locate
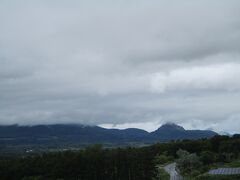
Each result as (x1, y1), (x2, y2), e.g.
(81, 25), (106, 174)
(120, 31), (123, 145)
(200, 151), (216, 165)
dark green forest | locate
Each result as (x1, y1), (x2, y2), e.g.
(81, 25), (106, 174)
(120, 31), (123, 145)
(0, 135), (240, 180)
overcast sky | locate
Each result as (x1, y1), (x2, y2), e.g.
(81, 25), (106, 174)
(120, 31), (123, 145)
(1, 0), (240, 133)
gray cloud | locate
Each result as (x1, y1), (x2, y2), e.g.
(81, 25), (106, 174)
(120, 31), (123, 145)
(0, 0), (240, 133)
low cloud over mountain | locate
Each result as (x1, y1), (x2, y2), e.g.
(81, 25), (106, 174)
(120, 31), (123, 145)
(0, 0), (240, 133)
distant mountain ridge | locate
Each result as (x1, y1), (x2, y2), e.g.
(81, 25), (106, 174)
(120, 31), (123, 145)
(151, 123), (217, 140)
(0, 123), (217, 145)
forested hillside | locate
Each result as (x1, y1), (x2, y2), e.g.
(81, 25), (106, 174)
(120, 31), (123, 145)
(0, 123), (217, 147)
(0, 134), (239, 180)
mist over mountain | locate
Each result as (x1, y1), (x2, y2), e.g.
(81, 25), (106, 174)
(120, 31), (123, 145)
(0, 123), (217, 146)
(0, 1), (240, 133)
(151, 123), (217, 140)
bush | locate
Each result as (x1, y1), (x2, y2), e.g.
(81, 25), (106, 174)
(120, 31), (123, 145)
(21, 176), (45, 180)
(153, 168), (170, 180)
(200, 151), (216, 165)
(176, 149), (202, 177)
(154, 154), (169, 165)
(176, 149), (190, 158)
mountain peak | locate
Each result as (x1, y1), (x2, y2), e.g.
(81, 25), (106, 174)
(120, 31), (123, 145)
(151, 123), (217, 140)
(158, 123), (185, 131)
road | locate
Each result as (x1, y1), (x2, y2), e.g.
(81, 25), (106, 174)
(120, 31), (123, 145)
(164, 162), (183, 180)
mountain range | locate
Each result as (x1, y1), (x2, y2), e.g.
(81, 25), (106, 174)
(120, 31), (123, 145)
(0, 123), (217, 146)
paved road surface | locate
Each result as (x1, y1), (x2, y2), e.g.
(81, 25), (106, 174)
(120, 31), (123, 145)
(164, 163), (183, 180)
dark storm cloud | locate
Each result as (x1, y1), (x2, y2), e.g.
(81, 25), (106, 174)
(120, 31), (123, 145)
(0, 0), (240, 133)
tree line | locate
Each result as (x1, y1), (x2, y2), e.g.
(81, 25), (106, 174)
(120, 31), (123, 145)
(0, 134), (239, 180)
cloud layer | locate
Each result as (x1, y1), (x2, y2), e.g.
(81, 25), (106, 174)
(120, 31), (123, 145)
(0, 0), (240, 133)
(151, 63), (240, 93)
